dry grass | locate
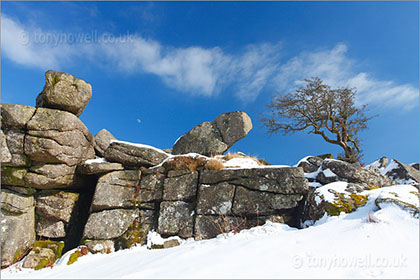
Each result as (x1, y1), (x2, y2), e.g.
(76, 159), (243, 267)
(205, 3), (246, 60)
(163, 155), (208, 171)
(204, 159), (225, 170)
(213, 214), (249, 237)
(219, 152), (271, 166)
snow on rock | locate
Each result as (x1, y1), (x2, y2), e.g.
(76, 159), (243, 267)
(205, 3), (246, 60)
(223, 157), (261, 168)
(110, 139), (170, 156)
(84, 157), (107, 164)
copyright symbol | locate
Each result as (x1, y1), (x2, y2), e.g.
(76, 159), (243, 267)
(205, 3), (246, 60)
(292, 255), (303, 269)
(20, 31), (29, 46)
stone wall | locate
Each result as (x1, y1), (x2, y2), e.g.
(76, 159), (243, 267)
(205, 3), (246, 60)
(80, 153), (309, 251)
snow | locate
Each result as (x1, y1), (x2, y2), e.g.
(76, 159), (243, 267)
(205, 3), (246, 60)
(223, 157), (261, 168)
(3, 184), (418, 279)
(381, 159), (400, 176)
(110, 140), (170, 156)
(173, 135), (183, 146)
(375, 185), (419, 208)
(322, 168), (337, 178)
(367, 159), (382, 168)
(84, 158), (107, 164)
(315, 181), (349, 203)
(293, 156), (312, 167)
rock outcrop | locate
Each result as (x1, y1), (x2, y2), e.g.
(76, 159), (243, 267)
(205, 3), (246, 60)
(36, 70), (92, 117)
(172, 111), (252, 156)
(2, 69), (417, 270)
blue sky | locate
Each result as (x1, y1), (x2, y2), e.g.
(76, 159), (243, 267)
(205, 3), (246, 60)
(1, 1), (419, 165)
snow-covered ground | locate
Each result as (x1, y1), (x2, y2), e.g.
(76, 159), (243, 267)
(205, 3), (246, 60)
(2, 187), (419, 279)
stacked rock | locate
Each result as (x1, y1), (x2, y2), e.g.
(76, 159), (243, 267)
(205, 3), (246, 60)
(1, 70), (310, 269)
(1, 70), (95, 268)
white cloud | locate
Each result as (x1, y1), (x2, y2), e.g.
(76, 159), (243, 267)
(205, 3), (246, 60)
(273, 43), (418, 110)
(1, 16), (76, 69)
(2, 15), (418, 109)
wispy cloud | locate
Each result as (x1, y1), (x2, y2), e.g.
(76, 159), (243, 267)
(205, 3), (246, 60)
(2, 15), (418, 109)
(273, 44), (419, 110)
(1, 14), (278, 101)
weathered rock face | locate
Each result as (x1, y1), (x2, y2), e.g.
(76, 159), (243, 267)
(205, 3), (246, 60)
(172, 122), (227, 156)
(1, 189), (36, 267)
(1, 130), (12, 164)
(1, 166), (28, 187)
(78, 160), (124, 175)
(158, 201), (194, 238)
(25, 164), (77, 189)
(172, 111), (252, 156)
(200, 167), (308, 194)
(116, 209), (156, 250)
(233, 187), (303, 215)
(94, 129), (116, 157)
(1, 189), (34, 214)
(196, 182), (235, 215)
(35, 190), (80, 238)
(318, 159), (394, 188)
(163, 170), (198, 201)
(36, 70), (92, 117)
(104, 141), (169, 167)
(24, 108), (94, 166)
(155, 166), (308, 239)
(1, 104), (36, 131)
(385, 159), (419, 185)
(4, 130), (30, 167)
(90, 170), (140, 212)
(83, 208), (139, 240)
(214, 111), (253, 146)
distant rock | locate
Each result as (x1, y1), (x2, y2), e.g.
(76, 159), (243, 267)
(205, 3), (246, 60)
(297, 156), (323, 173)
(104, 141), (169, 167)
(94, 129), (116, 157)
(36, 70), (92, 117)
(385, 159), (419, 185)
(172, 111), (252, 156)
(317, 159), (394, 188)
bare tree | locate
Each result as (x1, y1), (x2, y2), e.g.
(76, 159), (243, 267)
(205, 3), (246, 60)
(261, 77), (375, 163)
